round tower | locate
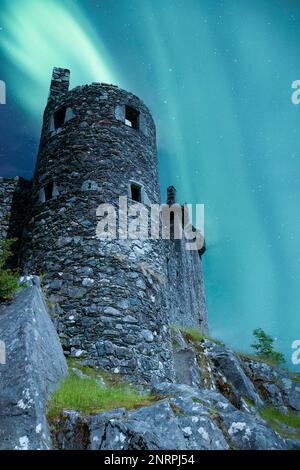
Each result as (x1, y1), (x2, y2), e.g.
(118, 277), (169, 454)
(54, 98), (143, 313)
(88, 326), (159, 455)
(21, 68), (174, 383)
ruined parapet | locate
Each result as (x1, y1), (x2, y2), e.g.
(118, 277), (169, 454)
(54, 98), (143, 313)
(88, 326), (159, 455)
(167, 236), (208, 332)
(48, 67), (70, 102)
(164, 187), (208, 332)
(21, 68), (174, 383)
(167, 243), (208, 333)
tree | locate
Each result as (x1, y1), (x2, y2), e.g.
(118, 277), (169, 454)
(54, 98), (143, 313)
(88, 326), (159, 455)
(0, 239), (20, 301)
(251, 328), (285, 366)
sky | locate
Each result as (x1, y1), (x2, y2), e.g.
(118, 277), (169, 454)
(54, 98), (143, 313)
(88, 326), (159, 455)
(0, 0), (300, 368)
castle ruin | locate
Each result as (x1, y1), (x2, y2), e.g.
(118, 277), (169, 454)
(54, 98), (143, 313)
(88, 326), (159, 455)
(0, 68), (208, 383)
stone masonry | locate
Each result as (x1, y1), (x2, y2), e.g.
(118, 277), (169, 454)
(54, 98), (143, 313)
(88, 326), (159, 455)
(0, 177), (31, 267)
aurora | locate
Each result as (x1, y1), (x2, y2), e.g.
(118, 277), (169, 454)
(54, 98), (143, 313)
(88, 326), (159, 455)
(0, 0), (118, 117)
(0, 80), (5, 104)
(1, 0), (300, 367)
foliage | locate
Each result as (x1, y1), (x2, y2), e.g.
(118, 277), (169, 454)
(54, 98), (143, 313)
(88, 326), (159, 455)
(47, 362), (158, 418)
(251, 328), (285, 366)
(0, 239), (20, 301)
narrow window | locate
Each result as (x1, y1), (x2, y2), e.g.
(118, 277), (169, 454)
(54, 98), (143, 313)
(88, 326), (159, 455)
(45, 182), (54, 201)
(53, 106), (67, 129)
(125, 105), (139, 129)
(81, 180), (98, 191)
(130, 182), (142, 202)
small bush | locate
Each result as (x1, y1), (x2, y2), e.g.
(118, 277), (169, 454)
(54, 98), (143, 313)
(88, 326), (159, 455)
(47, 368), (158, 418)
(0, 239), (20, 301)
(251, 328), (285, 366)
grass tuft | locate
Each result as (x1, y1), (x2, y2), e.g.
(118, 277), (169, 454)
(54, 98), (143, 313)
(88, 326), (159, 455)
(237, 352), (281, 368)
(289, 373), (300, 384)
(179, 326), (223, 346)
(47, 365), (157, 419)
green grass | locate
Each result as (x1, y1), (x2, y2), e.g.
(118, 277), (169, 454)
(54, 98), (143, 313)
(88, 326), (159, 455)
(47, 365), (158, 419)
(291, 377), (300, 383)
(237, 352), (281, 368)
(179, 326), (223, 346)
(259, 406), (300, 440)
(0, 270), (20, 301)
(289, 373), (300, 384)
(242, 397), (255, 408)
(0, 238), (21, 302)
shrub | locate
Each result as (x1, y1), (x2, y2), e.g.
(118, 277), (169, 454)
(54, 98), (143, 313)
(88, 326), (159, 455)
(251, 328), (285, 366)
(0, 239), (20, 301)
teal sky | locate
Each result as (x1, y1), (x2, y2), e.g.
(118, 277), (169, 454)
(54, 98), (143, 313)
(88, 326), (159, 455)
(0, 0), (299, 368)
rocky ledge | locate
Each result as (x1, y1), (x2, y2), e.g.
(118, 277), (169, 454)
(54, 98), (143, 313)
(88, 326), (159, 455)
(50, 331), (300, 450)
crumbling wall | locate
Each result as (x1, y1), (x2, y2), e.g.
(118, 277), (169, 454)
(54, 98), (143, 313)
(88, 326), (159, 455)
(0, 177), (31, 266)
(167, 237), (208, 332)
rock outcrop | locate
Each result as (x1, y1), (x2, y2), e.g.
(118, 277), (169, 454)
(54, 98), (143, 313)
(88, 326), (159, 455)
(50, 382), (293, 450)
(0, 280), (299, 450)
(0, 277), (67, 450)
(49, 331), (300, 450)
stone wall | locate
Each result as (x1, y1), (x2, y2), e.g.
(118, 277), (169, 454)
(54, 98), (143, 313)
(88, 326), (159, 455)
(167, 237), (208, 332)
(0, 177), (31, 266)
(163, 189), (208, 332)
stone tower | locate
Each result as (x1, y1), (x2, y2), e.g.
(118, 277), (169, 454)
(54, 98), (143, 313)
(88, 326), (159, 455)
(17, 67), (208, 383)
(21, 68), (175, 382)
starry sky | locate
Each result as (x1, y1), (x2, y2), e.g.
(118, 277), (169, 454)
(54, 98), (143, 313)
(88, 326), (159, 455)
(0, 0), (300, 368)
